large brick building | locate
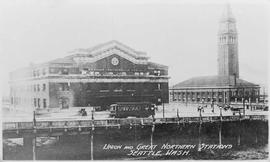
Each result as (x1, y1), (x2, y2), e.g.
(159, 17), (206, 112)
(170, 5), (260, 104)
(9, 40), (169, 111)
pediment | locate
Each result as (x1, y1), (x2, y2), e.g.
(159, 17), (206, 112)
(70, 40), (149, 65)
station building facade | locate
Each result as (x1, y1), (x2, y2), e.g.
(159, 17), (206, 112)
(170, 75), (260, 104)
(9, 41), (169, 111)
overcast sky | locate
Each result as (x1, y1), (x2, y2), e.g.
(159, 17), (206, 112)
(0, 0), (269, 96)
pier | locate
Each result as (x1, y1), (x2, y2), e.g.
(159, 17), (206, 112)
(2, 114), (268, 160)
(3, 115), (267, 138)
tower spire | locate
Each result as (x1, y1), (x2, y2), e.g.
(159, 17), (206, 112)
(218, 4), (239, 78)
(221, 3), (235, 21)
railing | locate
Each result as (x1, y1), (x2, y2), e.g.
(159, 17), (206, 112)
(3, 115), (268, 131)
(47, 74), (169, 79)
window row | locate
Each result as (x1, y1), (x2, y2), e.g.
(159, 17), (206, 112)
(11, 84), (47, 93)
(10, 97), (47, 108)
(171, 90), (259, 97)
(33, 84), (46, 92)
(81, 70), (154, 76)
(172, 97), (224, 103)
(84, 83), (162, 91)
(34, 98), (47, 108)
(33, 68), (47, 77)
(219, 36), (236, 43)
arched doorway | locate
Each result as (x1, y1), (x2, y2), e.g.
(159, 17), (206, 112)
(59, 97), (69, 109)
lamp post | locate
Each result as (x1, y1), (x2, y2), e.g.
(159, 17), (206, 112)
(162, 102), (165, 118)
(91, 109), (94, 120)
(211, 99), (215, 113)
(219, 106), (223, 145)
(33, 110), (36, 126)
(90, 109), (95, 160)
(32, 110), (36, 160)
(162, 97), (165, 118)
(197, 103), (204, 152)
(219, 106), (223, 118)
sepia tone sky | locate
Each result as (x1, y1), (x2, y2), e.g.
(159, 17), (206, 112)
(0, 0), (269, 96)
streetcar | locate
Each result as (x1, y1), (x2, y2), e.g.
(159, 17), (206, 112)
(109, 102), (156, 118)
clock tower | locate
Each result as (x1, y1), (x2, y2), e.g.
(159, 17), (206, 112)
(218, 4), (239, 78)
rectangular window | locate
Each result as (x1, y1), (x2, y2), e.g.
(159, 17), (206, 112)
(37, 84), (40, 91)
(34, 98), (37, 107)
(43, 99), (47, 108)
(34, 85), (36, 92)
(37, 98), (40, 108)
(154, 70), (161, 76)
(43, 84), (46, 91)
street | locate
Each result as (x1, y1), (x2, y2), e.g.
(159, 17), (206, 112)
(2, 102), (268, 122)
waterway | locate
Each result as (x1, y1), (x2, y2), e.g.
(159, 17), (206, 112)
(3, 120), (268, 160)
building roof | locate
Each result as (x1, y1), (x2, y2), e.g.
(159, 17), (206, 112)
(148, 62), (168, 69)
(172, 75), (259, 89)
(69, 40), (148, 59)
(48, 57), (76, 64)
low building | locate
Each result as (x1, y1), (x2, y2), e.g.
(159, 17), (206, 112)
(9, 40), (169, 111)
(170, 75), (260, 104)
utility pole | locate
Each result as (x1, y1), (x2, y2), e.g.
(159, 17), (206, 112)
(90, 110), (95, 160)
(32, 110), (36, 160)
(162, 101), (165, 118)
(198, 105), (203, 152)
(219, 106), (223, 145)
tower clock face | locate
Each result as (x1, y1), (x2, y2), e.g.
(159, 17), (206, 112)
(111, 57), (119, 66)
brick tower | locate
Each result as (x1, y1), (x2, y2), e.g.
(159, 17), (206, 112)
(218, 4), (239, 78)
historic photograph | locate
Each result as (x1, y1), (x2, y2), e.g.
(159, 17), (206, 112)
(1, 0), (269, 160)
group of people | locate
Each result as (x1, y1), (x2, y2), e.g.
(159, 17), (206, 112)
(78, 108), (87, 116)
